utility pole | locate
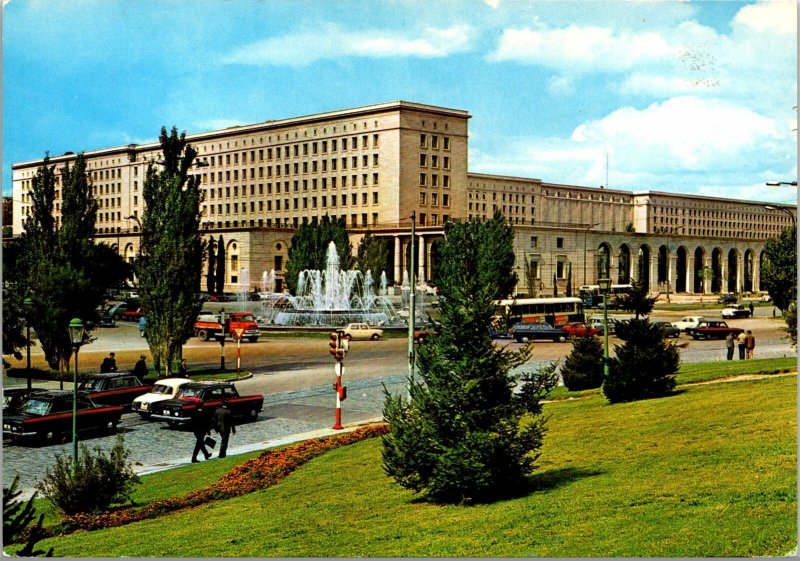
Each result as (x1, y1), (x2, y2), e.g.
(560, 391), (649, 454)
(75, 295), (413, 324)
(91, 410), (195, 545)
(407, 211), (416, 383)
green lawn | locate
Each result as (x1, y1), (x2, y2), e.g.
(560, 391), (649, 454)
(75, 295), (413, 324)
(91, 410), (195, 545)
(31, 373), (796, 557)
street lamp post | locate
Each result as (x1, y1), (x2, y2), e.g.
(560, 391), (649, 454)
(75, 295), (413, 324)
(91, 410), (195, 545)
(764, 205), (796, 225)
(68, 318), (85, 467)
(598, 278), (611, 380)
(23, 297), (33, 390)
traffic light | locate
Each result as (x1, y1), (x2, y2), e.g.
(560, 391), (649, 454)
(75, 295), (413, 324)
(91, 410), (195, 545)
(329, 332), (340, 358)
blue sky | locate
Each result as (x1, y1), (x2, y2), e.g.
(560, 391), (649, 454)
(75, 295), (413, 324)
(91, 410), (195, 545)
(3, 0), (797, 204)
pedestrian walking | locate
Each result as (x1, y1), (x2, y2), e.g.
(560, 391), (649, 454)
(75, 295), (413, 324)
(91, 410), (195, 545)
(745, 330), (756, 359)
(190, 406), (212, 463)
(748, 302), (754, 317)
(725, 332), (735, 361)
(133, 355), (148, 383)
(736, 331), (747, 360)
(178, 358), (189, 378)
(213, 403), (236, 459)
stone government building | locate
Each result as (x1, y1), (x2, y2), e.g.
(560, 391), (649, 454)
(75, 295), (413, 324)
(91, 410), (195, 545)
(11, 101), (796, 296)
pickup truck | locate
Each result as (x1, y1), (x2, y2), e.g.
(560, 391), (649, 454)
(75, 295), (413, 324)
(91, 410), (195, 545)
(194, 312), (260, 342)
(78, 373), (153, 408)
(3, 391), (124, 444)
(149, 382), (264, 427)
(686, 321), (744, 340)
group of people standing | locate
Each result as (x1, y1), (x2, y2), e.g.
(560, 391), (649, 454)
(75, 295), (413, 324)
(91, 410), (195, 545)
(725, 330), (756, 360)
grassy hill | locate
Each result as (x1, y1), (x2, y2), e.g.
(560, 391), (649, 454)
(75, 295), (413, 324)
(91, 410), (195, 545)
(32, 372), (796, 557)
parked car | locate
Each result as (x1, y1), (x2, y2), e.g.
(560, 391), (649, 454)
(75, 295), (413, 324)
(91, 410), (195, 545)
(652, 320), (681, 338)
(563, 322), (600, 338)
(132, 378), (194, 419)
(342, 323), (384, 341)
(106, 302), (128, 319)
(672, 316), (705, 332)
(3, 391), (124, 444)
(686, 320), (744, 340)
(588, 318), (615, 335)
(2, 388), (48, 416)
(97, 306), (116, 327)
(150, 382), (264, 427)
(721, 304), (752, 319)
(509, 322), (568, 343)
(414, 330), (430, 343)
(78, 373), (153, 408)
(121, 307), (144, 321)
(717, 293), (738, 305)
(760, 293), (773, 302)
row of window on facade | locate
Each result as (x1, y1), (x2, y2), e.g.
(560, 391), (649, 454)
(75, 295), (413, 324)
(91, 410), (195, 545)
(204, 191), (385, 215)
(468, 191), (528, 203)
(199, 134), (382, 166)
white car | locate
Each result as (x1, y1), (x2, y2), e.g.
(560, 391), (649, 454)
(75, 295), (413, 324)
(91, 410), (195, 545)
(760, 293), (772, 302)
(671, 316), (705, 332)
(131, 378), (193, 419)
(721, 304), (752, 319)
(342, 323), (384, 341)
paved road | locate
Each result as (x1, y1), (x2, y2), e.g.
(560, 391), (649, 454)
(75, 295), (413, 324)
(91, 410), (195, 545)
(4, 306), (793, 497)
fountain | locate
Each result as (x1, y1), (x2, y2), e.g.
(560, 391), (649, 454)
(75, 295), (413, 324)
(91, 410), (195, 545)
(261, 241), (402, 326)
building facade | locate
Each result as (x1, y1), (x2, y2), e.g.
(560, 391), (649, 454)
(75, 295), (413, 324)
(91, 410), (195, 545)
(11, 101), (796, 296)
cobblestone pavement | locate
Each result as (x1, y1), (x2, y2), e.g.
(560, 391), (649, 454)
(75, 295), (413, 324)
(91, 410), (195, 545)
(3, 374), (408, 498)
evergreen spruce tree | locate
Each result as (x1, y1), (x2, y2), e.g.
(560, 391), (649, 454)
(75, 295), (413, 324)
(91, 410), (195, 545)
(561, 336), (604, 391)
(135, 127), (205, 375)
(602, 279), (676, 402)
(382, 215), (558, 503)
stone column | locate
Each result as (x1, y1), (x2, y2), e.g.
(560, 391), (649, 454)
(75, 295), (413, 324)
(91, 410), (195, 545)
(752, 252), (761, 292)
(393, 236), (401, 286)
(686, 253), (695, 293)
(418, 234), (426, 283)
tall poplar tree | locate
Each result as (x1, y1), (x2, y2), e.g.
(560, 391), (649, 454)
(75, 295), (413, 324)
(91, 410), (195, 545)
(206, 237), (216, 294)
(215, 235), (225, 295)
(285, 216), (351, 295)
(135, 127), (205, 375)
(4, 154), (126, 372)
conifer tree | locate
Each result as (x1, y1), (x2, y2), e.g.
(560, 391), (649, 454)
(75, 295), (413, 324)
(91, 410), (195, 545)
(561, 336), (604, 391)
(285, 216), (351, 295)
(135, 127), (205, 375)
(382, 215), (558, 503)
(215, 235), (225, 295)
(206, 237), (216, 294)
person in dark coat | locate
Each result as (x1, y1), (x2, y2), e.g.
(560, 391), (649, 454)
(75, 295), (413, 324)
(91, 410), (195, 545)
(177, 358), (189, 378)
(213, 403), (236, 459)
(133, 355), (148, 383)
(190, 406), (212, 463)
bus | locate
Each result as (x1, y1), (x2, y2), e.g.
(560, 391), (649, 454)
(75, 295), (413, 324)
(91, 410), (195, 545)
(578, 284), (633, 308)
(494, 297), (585, 328)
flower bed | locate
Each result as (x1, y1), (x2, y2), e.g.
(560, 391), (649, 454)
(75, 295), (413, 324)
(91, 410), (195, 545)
(52, 424), (389, 536)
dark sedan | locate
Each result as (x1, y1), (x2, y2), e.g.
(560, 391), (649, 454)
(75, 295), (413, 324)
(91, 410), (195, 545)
(3, 391), (124, 444)
(78, 373), (153, 409)
(509, 322), (568, 343)
(652, 321), (681, 338)
(2, 388), (48, 416)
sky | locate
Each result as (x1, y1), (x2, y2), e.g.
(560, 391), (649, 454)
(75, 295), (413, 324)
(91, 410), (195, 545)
(2, 0), (797, 204)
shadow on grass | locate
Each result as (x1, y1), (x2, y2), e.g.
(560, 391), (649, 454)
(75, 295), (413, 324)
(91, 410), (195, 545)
(406, 466), (604, 506)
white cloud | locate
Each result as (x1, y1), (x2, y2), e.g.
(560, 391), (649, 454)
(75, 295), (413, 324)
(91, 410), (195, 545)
(488, 24), (675, 72)
(470, 96), (790, 196)
(733, 0), (797, 35)
(482, 0), (501, 9)
(222, 23), (474, 66)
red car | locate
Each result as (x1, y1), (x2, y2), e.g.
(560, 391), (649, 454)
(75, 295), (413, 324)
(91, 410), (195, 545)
(121, 307), (144, 321)
(562, 322), (600, 338)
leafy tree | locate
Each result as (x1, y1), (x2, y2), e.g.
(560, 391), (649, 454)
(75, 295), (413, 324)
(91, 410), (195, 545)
(785, 302), (797, 345)
(617, 279), (657, 318)
(215, 234), (225, 295)
(602, 318), (679, 403)
(4, 154), (127, 372)
(561, 336), (604, 391)
(761, 225), (797, 313)
(2, 285), (28, 369)
(135, 127), (205, 376)
(382, 217), (558, 503)
(3, 476), (53, 557)
(206, 237), (216, 294)
(285, 216), (352, 295)
(355, 233), (389, 293)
